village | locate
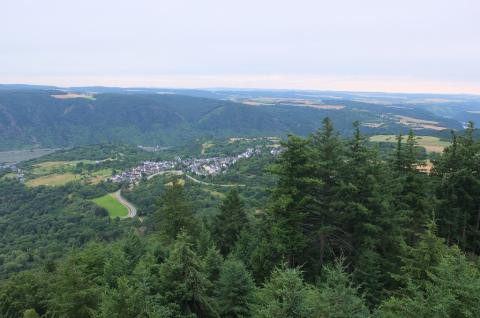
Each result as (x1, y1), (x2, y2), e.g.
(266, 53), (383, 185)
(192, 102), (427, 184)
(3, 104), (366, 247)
(109, 147), (261, 184)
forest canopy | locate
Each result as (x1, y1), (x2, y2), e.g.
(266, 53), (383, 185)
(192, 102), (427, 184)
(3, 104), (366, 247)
(1, 119), (480, 318)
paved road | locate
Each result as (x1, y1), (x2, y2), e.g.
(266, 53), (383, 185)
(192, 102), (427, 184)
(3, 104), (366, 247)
(185, 174), (245, 187)
(147, 170), (183, 180)
(113, 189), (137, 218)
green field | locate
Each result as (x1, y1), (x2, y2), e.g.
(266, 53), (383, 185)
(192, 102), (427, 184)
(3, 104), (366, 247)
(369, 135), (450, 153)
(31, 160), (96, 175)
(92, 194), (128, 218)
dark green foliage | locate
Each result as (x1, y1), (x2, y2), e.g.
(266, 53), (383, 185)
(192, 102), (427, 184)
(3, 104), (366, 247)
(98, 276), (144, 318)
(376, 230), (480, 318)
(0, 179), (125, 279)
(315, 260), (370, 318)
(1, 119), (480, 317)
(267, 135), (314, 268)
(434, 123), (480, 253)
(215, 258), (255, 318)
(154, 182), (197, 242)
(0, 89), (461, 151)
(157, 232), (218, 317)
(253, 266), (319, 318)
(47, 251), (102, 318)
(212, 189), (249, 256)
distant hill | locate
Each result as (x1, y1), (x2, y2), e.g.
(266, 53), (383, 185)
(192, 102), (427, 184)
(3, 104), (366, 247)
(0, 87), (474, 150)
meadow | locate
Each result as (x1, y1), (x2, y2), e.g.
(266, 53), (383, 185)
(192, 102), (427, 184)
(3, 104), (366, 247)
(369, 134), (450, 153)
(92, 194), (128, 218)
(25, 159), (113, 187)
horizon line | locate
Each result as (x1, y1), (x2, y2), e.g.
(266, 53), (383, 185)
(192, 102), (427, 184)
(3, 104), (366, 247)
(1, 75), (479, 96)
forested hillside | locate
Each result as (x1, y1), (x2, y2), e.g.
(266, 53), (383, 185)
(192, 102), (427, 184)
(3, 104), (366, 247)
(1, 119), (480, 317)
(0, 88), (465, 151)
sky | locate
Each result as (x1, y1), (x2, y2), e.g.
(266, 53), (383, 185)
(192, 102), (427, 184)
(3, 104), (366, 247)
(1, 0), (479, 94)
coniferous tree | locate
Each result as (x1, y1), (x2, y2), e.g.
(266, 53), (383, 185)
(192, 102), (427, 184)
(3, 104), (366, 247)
(343, 122), (404, 304)
(390, 130), (432, 245)
(47, 254), (101, 318)
(266, 135), (315, 269)
(434, 122), (480, 252)
(158, 232), (218, 317)
(253, 266), (319, 318)
(212, 188), (248, 256)
(98, 276), (144, 318)
(155, 181), (196, 242)
(23, 309), (40, 318)
(215, 257), (255, 318)
(315, 260), (370, 318)
(307, 117), (347, 272)
(376, 227), (480, 318)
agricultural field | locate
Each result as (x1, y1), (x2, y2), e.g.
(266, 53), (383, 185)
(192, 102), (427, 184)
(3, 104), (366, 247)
(369, 135), (450, 153)
(50, 93), (95, 100)
(92, 194), (128, 218)
(25, 159), (113, 187)
(26, 173), (80, 187)
(31, 160), (96, 174)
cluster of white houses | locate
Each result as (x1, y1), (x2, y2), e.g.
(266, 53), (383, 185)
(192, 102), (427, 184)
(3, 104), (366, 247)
(110, 148), (261, 184)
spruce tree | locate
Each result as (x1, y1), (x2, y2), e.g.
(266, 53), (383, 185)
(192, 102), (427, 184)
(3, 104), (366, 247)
(215, 257), (255, 318)
(158, 232), (218, 317)
(212, 188), (248, 256)
(253, 266), (318, 318)
(267, 135), (314, 268)
(315, 260), (370, 318)
(434, 122), (480, 252)
(155, 181), (196, 242)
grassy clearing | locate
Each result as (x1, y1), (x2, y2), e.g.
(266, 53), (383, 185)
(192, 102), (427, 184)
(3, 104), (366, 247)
(369, 135), (450, 153)
(92, 194), (128, 218)
(201, 188), (226, 199)
(165, 178), (185, 187)
(32, 160), (95, 174)
(395, 115), (448, 131)
(26, 173), (80, 187)
(201, 142), (214, 155)
(27, 168), (112, 187)
(87, 169), (113, 184)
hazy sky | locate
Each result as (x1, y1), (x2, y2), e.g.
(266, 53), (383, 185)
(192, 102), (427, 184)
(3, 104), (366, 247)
(1, 0), (479, 93)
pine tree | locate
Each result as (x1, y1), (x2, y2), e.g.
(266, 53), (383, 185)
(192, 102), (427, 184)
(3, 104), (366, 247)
(212, 188), (248, 256)
(215, 257), (255, 318)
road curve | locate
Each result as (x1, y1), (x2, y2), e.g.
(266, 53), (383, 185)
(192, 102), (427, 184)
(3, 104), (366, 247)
(113, 189), (137, 218)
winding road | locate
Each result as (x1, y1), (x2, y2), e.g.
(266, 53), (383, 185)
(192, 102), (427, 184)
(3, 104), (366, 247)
(185, 174), (245, 187)
(113, 189), (137, 218)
